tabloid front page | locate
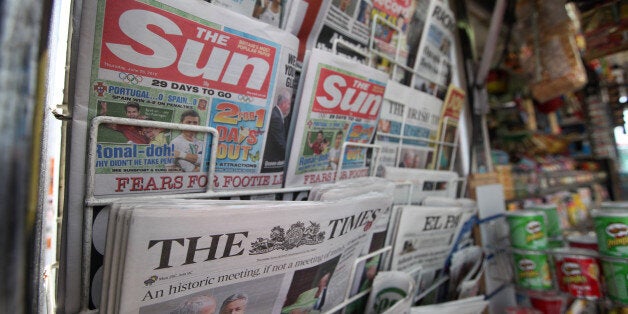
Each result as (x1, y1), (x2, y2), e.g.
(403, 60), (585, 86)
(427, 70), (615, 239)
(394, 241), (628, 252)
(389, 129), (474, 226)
(75, 0), (298, 196)
(368, 0), (416, 81)
(432, 85), (464, 170)
(410, 0), (456, 98)
(375, 81), (442, 169)
(104, 195), (392, 313)
(284, 49), (388, 188)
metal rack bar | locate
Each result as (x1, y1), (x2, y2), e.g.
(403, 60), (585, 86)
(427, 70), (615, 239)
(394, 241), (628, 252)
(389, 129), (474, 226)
(331, 37), (372, 62)
(78, 2), (470, 310)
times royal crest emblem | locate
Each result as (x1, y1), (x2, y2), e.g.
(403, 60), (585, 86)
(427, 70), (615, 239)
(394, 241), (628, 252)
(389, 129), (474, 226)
(249, 221), (325, 255)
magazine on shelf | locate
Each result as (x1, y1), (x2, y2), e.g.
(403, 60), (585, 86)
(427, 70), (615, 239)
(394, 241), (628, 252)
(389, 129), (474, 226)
(74, 0), (299, 196)
(410, 0), (456, 99)
(101, 194), (393, 313)
(431, 85), (464, 170)
(375, 81), (442, 169)
(284, 48), (388, 188)
(368, 0), (416, 81)
(309, 0), (373, 62)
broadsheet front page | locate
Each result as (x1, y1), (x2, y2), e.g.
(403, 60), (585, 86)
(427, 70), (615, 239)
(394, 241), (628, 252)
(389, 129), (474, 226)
(76, 0), (298, 196)
(390, 205), (466, 273)
(104, 194), (392, 313)
(284, 49), (388, 188)
(375, 81), (442, 169)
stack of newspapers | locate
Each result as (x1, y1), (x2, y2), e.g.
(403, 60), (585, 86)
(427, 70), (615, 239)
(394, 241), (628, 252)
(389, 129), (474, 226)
(99, 179), (394, 313)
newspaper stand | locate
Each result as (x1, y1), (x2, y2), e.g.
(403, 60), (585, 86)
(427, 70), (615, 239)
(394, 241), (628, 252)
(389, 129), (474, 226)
(75, 6), (469, 314)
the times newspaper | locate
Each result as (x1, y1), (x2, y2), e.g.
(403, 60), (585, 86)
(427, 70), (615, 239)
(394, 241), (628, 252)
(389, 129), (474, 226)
(375, 81), (442, 169)
(101, 194), (392, 313)
(77, 0), (298, 196)
(284, 49), (388, 188)
(410, 0), (456, 99)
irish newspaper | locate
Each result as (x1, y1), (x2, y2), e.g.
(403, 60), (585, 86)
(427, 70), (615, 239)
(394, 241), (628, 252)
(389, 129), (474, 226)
(375, 81), (442, 169)
(76, 0), (298, 196)
(102, 195), (392, 313)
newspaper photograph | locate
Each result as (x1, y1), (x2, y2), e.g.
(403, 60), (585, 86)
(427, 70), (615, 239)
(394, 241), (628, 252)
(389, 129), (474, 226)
(77, 0), (298, 196)
(103, 195), (392, 313)
(375, 81), (443, 169)
(284, 49), (388, 188)
(431, 85), (464, 170)
(211, 0), (286, 28)
(288, 0), (374, 62)
(404, 0), (431, 78)
(410, 0), (456, 95)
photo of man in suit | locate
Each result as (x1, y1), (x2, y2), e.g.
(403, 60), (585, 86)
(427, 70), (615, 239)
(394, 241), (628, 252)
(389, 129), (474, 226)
(261, 90), (292, 173)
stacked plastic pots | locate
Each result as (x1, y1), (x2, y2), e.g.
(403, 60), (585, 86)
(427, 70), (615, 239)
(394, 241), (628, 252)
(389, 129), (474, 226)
(592, 204), (628, 306)
(506, 208), (555, 292)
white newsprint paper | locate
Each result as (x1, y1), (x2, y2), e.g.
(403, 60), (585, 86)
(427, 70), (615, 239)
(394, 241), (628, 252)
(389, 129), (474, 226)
(102, 194), (392, 313)
(284, 48), (388, 188)
(365, 271), (414, 314)
(381, 166), (458, 205)
(389, 205), (467, 274)
(410, 296), (488, 314)
(375, 81), (442, 170)
(74, 0), (299, 196)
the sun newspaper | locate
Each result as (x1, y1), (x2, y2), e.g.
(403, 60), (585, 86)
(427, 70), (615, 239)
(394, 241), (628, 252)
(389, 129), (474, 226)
(101, 193), (393, 313)
(284, 48), (388, 188)
(375, 81), (442, 170)
(75, 0), (299, 196)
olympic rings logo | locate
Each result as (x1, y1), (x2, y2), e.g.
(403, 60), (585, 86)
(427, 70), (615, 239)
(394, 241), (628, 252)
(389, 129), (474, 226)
(237, 95), (252, 103)
(118, 72), (143, 85)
